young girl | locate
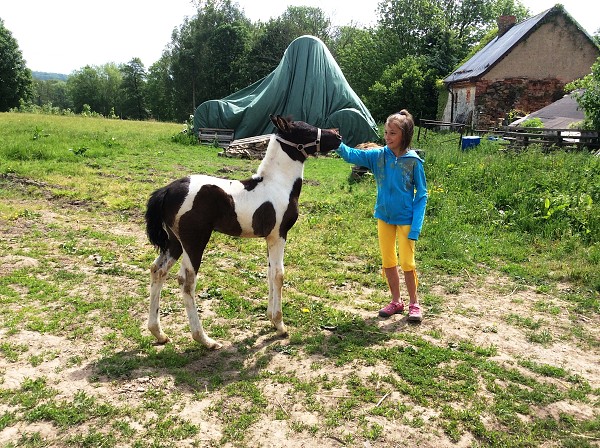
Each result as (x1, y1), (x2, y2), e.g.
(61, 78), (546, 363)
(337, 110), (427, 322)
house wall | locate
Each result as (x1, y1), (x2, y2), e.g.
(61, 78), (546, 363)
(444, 12), (600, 128)
(440, 83), (476, 125)
(485, 15), (597, 82)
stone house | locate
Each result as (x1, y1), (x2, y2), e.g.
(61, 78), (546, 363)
(441, 5), (600, 129)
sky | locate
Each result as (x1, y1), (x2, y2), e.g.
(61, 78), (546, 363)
(1, 0), (598, 75)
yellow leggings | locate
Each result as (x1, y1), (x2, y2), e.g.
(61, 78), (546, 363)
(377, 220), (418, 285)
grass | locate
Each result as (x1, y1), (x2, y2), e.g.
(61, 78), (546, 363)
(0, 112), (599, 447)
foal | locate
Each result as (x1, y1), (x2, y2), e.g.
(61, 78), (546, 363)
(145, 115), (342, 349)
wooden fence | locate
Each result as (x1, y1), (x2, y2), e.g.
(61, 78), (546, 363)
(474, 127), (599, 150)
(417, 119), (467, 148)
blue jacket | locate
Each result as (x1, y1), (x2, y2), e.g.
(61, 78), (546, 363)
(337, 143), (428, 240)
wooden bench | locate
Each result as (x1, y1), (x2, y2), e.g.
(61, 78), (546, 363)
(198, 128), (235, 148)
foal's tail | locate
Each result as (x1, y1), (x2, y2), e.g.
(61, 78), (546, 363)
(145, 186), (170, 253)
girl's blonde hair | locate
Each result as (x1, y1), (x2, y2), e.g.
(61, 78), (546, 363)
(385, 109), (414, 151)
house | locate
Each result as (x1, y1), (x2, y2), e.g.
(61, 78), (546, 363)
(441, 5), (600, 129)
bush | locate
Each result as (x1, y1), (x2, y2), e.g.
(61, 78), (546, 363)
(521, 117), (544, 128)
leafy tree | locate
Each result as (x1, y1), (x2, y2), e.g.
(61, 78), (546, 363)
(67, 64), (122, 116)
(204, 22), (251, 94)
(593, 28), (600, 47)
(146, 54), (176, 121)
(372, 0), (529, 119)
(376, 0), (526, 65)
(334, 26), (386, 99)
(566, 57), (600, 131)
(168, 0), (251, 120)
(67, 66), (102, 113)
(240, 21), (292, 86)
(0, 18), (33, 111)
(364, 55), (437, 121)
(120, 58), (148, 120)
(32, 79), (72, 110)
(277, 6), (333, 45)
(99, 63), (122, 116)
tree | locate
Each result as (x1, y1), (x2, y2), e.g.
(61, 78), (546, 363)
(120, 58), (148, 120)
(334, 27), (386, 99)
(593, 28), (600, 47)
(364, 55), (437, 121)
(566, 57), (600, 131)
(277, 6), (333, 45)
(67, 66), (102, 113)
(99, 63), (122, 116)
(67, 63), (122, 116)
(32, 79), (72, 110)
(146, 54), (176, 121)
(167, 0), (251, 120)
(0, 18), (33, 111)
(240, 20), (293, 86)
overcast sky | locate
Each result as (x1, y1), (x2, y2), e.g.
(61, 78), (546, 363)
(1, 0), (598, 74)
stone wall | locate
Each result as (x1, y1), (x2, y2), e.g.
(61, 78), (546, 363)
(474, 78), (565, 127)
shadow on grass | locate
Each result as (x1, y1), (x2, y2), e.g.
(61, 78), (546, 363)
(86, 310), (420, 392)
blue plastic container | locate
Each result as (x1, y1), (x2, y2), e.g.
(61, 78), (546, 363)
(461, 136), (481, 150)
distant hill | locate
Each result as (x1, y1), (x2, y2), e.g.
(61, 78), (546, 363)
(32, 71), (68, 81)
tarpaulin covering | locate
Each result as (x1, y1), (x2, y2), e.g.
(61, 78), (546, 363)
(194, 35), (379, 146)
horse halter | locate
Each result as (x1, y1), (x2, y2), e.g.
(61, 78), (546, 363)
(275, 128), (322, 158)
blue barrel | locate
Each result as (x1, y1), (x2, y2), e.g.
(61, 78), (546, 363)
(461, 136), (481, 150)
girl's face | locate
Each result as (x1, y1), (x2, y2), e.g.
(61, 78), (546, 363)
(384, 123), (402, 152)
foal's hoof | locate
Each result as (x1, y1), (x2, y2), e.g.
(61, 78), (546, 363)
(276, 325), (288, 338)
(192, 332), (223, 350)
(200, 338), (223, 350)
(207, 340), (223, 350)
(154, 335), (170, 345)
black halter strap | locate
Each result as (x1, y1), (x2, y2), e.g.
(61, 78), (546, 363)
(275, 128), (322, 158)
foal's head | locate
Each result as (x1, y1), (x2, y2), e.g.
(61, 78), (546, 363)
(270, 114), (342, 159)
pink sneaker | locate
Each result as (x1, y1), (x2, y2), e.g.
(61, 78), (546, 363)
(407, 303), (423, 322)
(378, 301), (404, 318)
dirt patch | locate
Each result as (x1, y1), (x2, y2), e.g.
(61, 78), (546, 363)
(0, 192), (599, 447)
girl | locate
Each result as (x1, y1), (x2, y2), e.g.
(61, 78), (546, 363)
(337, 110), (427, 322)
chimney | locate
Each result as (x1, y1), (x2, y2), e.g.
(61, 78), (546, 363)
(497, 15), (517, 38)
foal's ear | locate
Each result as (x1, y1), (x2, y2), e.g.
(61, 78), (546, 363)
(270, 114), (290, 133)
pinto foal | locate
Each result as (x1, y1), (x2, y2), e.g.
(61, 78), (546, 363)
(145, 115), (342, 349)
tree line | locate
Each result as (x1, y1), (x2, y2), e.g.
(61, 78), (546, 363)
(2, 0), (600, 126)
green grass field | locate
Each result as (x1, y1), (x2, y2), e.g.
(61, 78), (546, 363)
(0, 113), (599, 447)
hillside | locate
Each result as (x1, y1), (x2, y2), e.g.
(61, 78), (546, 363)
(32, 71), (68, 81)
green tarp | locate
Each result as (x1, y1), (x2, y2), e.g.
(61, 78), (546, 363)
(193, 35), (379, 147)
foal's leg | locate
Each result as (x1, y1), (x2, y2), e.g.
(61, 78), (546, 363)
(266, 235), (288, 336)
(178, 250), (222, 350)
(148, 251), (177, 344)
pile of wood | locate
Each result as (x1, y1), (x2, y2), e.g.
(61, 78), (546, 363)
(219, 135), (272, 159)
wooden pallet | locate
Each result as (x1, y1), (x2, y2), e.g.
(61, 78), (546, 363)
(198, 128), (235, 148)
